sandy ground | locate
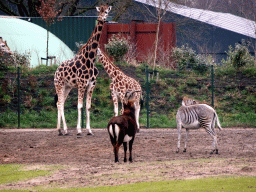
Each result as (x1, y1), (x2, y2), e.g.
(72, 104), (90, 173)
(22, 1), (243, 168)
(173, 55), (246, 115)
(0, 128), (255, 190)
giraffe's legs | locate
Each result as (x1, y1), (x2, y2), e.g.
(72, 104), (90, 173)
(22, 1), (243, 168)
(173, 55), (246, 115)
(56, 86), (72, 135)
(135, 102), (141, 132)
(85, 81), (96, 135)
(112, 93), (119, 116)
(77, 87), (86, 135)
(119, 93), (125, 115)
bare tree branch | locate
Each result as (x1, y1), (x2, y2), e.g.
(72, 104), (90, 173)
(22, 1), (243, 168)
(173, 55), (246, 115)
(0, 1), (18, 15)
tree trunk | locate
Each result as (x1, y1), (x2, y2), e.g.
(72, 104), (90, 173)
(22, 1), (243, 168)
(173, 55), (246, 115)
(46, 24), (49, 66)
(153, 14), (161, 71)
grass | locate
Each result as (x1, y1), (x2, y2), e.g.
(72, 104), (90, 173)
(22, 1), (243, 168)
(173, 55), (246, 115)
(1, 108), (256, 129)
(1, 63), (256, 129)
(0, 158), (255, 191)
(64, 177), (256, 192)
(0, 164), (58, 184)
(1, 176), (255, 192)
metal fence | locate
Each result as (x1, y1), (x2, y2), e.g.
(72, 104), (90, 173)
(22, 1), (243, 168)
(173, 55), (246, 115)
(1, 65), (256, 128)
(20, 16), (99, 52)
(143, 65), (256, 128)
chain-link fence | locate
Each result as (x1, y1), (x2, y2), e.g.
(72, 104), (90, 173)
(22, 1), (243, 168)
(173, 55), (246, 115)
(1, 64), (256, 128)
(143, 65), (256, 128)
(0, 67), (79, 128)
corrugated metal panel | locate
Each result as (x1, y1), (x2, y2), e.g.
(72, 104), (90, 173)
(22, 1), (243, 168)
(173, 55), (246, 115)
(21, 16), (98, 52)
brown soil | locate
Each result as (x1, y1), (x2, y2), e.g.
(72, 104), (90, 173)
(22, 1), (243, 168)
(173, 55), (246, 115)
(0, 128), (255, 190)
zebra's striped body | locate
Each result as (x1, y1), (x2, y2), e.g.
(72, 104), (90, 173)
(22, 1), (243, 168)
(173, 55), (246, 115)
(176, 102), (222, 154)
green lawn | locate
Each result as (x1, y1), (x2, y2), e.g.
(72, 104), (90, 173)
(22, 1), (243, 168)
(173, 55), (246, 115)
(0, 164), (255, 192)
(1, 176), (255, 192)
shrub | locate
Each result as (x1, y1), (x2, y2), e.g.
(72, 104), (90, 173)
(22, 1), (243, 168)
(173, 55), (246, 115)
(105, 34), (129, 61)
(222, 40), (255, 69)
(193, 55), (212, 74)
(172, 44), (196, 70)
(172, 44), (211, 73)
(0, 51), (30, 72)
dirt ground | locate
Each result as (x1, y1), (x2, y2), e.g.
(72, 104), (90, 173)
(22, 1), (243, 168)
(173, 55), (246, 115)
(0, 128), (255, 190)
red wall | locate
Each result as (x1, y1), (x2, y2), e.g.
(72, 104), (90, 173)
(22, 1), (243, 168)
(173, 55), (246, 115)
(100, 21), (176, 62)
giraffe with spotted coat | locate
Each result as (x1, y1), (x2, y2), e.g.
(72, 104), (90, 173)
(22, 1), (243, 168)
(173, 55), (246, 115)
(97, 48), (143, 132)
(54, 5), (112, 136)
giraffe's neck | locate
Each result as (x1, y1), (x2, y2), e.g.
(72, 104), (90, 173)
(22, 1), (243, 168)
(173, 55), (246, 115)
(99, 51), (122, 80)
(78, 20), (104, 56)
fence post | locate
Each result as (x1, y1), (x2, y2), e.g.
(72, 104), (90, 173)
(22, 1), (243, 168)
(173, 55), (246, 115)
(17, 67), (20, 128)
(211, 65), (214, 108)
(146, 65), (150, 128)
(82, 106), (84, 129)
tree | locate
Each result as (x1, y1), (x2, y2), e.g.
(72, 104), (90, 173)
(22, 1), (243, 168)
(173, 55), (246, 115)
(36, 0), (61, 65)
(142, 0), (182, 70)
(0, 0), (133, 17)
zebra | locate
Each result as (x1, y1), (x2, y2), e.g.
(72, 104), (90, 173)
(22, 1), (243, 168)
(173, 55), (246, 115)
(176, 97), (222, 154)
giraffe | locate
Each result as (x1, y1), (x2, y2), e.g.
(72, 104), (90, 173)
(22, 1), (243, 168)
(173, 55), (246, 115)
(54, 5), (112, 136)
(0, 37), (13, 55)
(97, 47), (143, 131)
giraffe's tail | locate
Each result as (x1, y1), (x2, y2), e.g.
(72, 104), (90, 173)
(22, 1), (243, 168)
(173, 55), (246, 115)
(54, 94), (58, 107)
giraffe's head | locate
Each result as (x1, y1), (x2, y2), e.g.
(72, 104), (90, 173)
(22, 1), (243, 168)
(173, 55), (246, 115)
(96, 4), (112, 22)
(0, 37), (13, 55)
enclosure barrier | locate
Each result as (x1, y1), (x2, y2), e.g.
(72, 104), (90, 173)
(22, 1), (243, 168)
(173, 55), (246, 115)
(0, 65), (255, 128)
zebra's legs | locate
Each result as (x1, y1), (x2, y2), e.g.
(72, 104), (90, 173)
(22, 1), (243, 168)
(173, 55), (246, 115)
(210, 135), (218, 154)
(176, 123), (182, 153)
(183, 128), (189, 152)
(207, 128), (218, 154)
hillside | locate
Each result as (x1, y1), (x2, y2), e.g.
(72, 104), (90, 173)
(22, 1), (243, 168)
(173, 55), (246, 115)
(0, 63), (256, 128)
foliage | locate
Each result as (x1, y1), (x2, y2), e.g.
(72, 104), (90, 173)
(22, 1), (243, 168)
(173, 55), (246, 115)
(36, 0), (61, 26)
(105, 34), (129, 61)
(36, 0), (62, 65)
(0, 51), (30, 70)
(172, 44), (196, 70)
(222, 40), (255, 69)
(1, 62), (256, 128)
(0, 0), (132, 17)
(171, 44), (212, 74)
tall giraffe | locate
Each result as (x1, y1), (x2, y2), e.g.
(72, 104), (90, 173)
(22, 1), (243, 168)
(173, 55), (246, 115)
(54, 5), (112, 136)
(97, 48), (143, 131)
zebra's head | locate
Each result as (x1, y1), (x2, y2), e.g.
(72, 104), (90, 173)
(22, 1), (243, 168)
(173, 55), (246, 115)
(182, 96), (199, 106)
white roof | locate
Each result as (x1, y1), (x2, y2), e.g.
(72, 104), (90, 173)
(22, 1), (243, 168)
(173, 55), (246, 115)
(0, 17), (74, 67)
(135, 0), (256, 39)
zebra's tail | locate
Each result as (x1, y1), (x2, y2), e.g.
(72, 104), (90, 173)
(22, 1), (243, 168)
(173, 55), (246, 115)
(215, 112), (222, 130)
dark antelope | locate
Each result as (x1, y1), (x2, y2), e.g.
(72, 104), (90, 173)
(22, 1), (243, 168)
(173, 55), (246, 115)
(107, 91), (139, 162)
